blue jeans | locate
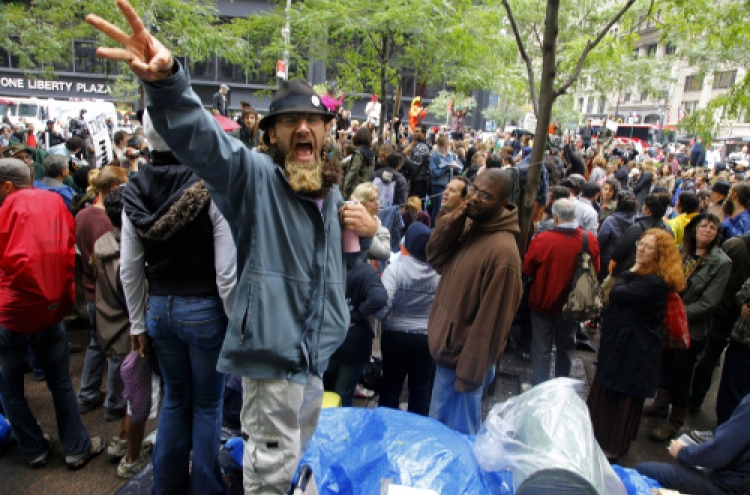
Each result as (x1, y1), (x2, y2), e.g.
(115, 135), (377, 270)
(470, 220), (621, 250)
(147, 295), (229, 495)
(78, 301), (125, 410)
(429, 364), (495, 435)
(636, 462), (729, 495)
(0, 322), (92, 461)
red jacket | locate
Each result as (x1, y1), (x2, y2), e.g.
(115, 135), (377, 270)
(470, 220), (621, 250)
(0, 189), (75, 333)
(523, 227), (600, 314)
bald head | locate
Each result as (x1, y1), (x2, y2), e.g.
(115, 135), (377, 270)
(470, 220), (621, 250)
(480, 168), (513, 201)
(0, 158), (31, 187)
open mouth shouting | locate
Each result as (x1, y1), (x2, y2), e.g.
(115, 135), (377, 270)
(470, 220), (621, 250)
(293, 139), (315, 163)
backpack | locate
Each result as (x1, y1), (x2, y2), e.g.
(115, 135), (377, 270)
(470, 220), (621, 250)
(372, 171), (396, 208)
(0, 190), (75, 333)
(562, 232), (602, 322)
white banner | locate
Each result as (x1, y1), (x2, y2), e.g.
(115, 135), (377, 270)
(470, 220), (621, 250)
(84, 112), (113, 168)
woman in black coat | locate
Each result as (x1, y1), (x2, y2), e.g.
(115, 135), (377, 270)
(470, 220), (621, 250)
(323, 256), (387, 406)
(588, 228), (685, 460)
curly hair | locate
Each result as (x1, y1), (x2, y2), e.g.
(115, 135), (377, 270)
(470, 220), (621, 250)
(637, 228), (686, 292)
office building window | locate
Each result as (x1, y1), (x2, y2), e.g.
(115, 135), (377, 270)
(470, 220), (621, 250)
(684, 75), (703, 92)
(683, 101), (699, 115)
(74, 41), (107, 74)
(624, 92), (631, 103)
(218, 57), (247, 84)
(189, 56), (216, 81)
(714, 70), (737, 89)
(598, 96), (606, 114)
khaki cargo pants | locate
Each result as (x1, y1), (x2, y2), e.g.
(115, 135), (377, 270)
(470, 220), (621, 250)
(241, 376), (323, 494)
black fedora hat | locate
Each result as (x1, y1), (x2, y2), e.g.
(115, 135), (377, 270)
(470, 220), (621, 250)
(258, 79), (335, 131)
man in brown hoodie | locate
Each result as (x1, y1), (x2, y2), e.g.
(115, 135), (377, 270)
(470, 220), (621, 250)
(426, 168), (523, 434)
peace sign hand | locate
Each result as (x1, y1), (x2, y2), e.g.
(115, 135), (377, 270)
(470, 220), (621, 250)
(86, 0), (174, 82)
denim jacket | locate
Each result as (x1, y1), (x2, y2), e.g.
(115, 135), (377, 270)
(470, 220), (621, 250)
(144, 64), (348, 383)
(377, 256), (440, 334)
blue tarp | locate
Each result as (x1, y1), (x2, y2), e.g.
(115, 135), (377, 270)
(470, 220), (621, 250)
(301, 407), (512, 494)
(298, 407), (660, 495)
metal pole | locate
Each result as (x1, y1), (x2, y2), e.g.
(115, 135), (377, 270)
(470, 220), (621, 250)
(282, 0), (291, 81)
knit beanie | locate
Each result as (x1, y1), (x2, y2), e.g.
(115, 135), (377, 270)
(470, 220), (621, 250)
(404, 222), (432, 262)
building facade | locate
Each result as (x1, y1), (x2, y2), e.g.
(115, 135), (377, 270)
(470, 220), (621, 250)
(573, 21), (749, 140)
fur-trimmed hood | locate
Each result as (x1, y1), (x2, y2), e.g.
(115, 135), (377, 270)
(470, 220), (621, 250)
(122, 154), (209, 241)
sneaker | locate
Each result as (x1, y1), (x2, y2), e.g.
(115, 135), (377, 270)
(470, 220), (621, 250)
(107, 436), (127, 457)
(78, 394), (104, 414)
(117, 450), (150, 479)
(688, 430), (714, 444)
(103, 407), (126, 422)
(29, 434), (53, 469)
(65, 436), (105, 470)
(142, 429), (157, 454)
(354, 384), (375, 399)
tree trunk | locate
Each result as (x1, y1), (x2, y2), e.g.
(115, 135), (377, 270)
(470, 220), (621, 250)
(517, 0), (560, 255)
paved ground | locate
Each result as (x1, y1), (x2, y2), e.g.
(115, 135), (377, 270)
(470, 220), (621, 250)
(0, 323), (721, 494)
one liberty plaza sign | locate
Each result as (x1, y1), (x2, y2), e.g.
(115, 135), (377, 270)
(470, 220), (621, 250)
(0, 76), (111, 95)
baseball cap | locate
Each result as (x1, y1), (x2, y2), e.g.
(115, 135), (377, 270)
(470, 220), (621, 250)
(2, 143), (32, 158)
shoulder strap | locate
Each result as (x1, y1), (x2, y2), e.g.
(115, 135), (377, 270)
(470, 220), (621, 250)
(582, 230), (589, 255)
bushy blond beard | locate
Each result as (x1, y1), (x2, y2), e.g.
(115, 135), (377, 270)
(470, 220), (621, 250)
(284, 151), (324, 194)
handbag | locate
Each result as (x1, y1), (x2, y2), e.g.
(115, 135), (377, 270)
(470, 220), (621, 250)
(663, 291), (690, 349)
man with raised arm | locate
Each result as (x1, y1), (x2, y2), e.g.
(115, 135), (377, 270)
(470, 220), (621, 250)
(87, 2), (377, 493)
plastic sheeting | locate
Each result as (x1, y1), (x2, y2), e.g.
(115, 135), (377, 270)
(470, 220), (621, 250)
(0, 413), (10, 448)
(300, 407), (514, 495)
(474, 378), (627, 495)
(611, 466), (661, 495)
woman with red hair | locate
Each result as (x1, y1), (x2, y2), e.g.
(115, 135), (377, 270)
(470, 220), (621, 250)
(588, 228), (685, 460)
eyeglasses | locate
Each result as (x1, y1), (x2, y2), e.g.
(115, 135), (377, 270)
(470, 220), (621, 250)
(473, 189), (495, 202)
(276, 113), (325, 127)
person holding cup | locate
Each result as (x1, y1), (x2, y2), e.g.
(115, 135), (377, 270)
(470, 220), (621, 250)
(85, 2), (377, 492)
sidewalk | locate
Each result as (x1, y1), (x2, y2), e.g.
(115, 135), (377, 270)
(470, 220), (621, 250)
(1, 324), (723, 494)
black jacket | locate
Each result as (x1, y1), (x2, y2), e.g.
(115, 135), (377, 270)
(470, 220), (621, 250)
(332, 261), (387, 364)
(610, 217), (672, 277)
(212, 91), (228, 117)
(563, 144), (585, 176)
(595, 271), (669, 398)
(122, 151), (217, 296)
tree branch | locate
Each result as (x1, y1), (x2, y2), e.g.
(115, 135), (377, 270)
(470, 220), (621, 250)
(501, 0), (538, 116)
(555, 0), (636, 98)
(532, 22), (543, 49)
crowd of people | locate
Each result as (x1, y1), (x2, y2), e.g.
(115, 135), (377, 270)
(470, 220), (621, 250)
(0, 2), (749, 495)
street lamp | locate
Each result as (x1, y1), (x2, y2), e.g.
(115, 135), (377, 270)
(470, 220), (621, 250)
(281, 0), (291, 81)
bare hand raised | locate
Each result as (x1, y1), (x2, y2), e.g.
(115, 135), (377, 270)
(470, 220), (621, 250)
(86, 0), (174, 82)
